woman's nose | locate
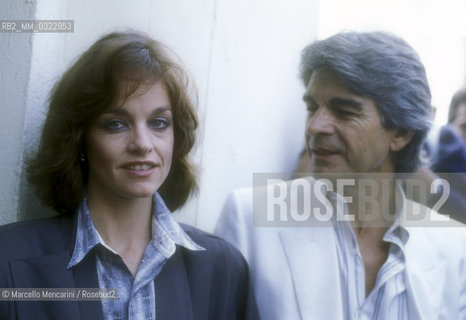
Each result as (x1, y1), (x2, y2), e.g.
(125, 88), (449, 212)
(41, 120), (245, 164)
(128, 126), (153, 154)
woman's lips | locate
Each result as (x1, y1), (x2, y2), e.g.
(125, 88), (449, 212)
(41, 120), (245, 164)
(122, 161), (157, 176)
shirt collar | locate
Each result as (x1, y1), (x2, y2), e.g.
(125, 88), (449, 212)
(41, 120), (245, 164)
(328, 180), (410, 248)
(67, 193), (204, 269)
(383, 181), (410, 248)
(151, 193), (205, 257)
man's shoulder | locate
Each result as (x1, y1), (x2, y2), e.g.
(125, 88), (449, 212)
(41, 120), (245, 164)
(409, 221), (466, 244)
(0, 215), (74, 260)
(222, 176), (334, 231)
(221, 176), (319, 216)
(404, 199), (466, 229)
(404, 199), (466, 253)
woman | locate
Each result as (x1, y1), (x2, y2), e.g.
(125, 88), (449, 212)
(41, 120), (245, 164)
(0, 31), (258, 320)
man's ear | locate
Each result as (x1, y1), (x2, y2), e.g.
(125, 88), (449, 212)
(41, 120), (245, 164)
(390, 128), (414, 152)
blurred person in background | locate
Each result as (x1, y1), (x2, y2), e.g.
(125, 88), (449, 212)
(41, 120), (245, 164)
(448, 88), (466, 143)
(423, 88), (466, 222)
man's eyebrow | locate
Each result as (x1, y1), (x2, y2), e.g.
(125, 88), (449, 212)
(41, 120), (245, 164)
(302, 95), (362, 111)
(328, 97), (363, 111)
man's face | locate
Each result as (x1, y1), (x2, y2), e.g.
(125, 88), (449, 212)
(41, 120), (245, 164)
(453, 103), (466, 143)
(303, 69), (399, 175)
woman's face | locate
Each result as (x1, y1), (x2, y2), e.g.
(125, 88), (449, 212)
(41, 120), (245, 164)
(85, 82), (174, 201)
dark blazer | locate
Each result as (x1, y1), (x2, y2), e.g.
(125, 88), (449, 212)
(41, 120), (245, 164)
(0, 214), (259, 320)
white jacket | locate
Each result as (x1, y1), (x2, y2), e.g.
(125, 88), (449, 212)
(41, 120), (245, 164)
(215, 178), (466, 320)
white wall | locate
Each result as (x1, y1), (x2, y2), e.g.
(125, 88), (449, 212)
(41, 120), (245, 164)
(317, 0), (466, 126)
(191, 0), (318, 230)
(0, 0), (36, 225)
(2, 0), (319, 231)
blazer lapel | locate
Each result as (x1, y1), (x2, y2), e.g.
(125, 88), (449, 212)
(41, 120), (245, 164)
(279, 227), (343, 320)
(68, 210), (104, 320)
(404, 227), (442, 320)
(155, 248), (194, 320)
(72, 251), (104, 319)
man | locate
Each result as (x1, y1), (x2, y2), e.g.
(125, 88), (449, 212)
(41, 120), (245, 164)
(422, 89), (466, 222)
(216, 32), (466, 319)
(448, 88), (466, 143)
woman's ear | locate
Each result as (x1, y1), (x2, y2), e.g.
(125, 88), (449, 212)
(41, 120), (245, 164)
(390, 128), (414, 152)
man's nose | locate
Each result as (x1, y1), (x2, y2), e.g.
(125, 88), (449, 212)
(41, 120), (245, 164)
(128, 126), (153, 154)
(306, 107), (335, 136)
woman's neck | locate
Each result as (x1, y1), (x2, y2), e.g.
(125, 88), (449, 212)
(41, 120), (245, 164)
(87, 192), (153, 255)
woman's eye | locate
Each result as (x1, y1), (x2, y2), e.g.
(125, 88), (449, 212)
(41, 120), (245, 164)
(104, 119), (127, 131)
(149, 118), (170, 129)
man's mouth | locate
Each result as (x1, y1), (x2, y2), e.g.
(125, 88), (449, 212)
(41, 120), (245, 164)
(311, 148), (339, 156)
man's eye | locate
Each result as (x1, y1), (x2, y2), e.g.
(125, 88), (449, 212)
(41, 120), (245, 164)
(149, 118), (169, 129)
(104, 119), (127, 131)
(307, 104), (318, 114)
(337, 109), (356, 117)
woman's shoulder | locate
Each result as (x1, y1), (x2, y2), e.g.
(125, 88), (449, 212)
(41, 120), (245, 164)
(0, 215), (74, 260)
(173, 224), (259, 320)
(179, 223), (248, 268)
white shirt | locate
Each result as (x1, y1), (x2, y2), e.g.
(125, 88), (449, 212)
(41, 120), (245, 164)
(329, 188), (410, 320)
